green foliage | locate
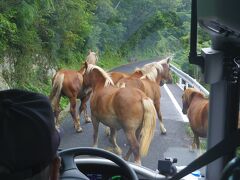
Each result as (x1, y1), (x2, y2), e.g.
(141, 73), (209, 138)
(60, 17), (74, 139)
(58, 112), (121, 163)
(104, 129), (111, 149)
(98, 51), (128, 70)
(171, 73), (180, 84)
(0, 0), (210, 96)
(119, 10), (183, 57)
(0, 13), (17, 56)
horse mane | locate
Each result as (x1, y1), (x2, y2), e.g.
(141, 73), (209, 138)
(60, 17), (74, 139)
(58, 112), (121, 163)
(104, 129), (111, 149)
(159, 56), (171, 64)
(86, 64), (114, 87)
(187, 88), (206, 102)
(135, 62), (164, 82)
(192, 88), (205, 98)
(195, 90), (206, 99)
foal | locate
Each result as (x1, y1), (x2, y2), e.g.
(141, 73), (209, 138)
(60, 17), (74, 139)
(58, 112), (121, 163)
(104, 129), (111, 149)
(182, 88), (208, 149)
(83, 62), (157, 165)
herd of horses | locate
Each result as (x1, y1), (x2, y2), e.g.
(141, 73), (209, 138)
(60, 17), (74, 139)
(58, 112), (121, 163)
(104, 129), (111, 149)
(48, 50), (239, 164)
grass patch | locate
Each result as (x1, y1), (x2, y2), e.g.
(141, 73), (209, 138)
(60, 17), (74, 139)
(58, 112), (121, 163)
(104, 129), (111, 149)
(185, 123), (207, 150)
(98, 54), (128, 70)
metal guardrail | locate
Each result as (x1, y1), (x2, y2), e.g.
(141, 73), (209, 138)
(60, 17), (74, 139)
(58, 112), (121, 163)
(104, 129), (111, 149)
(170, 64), (209, 96)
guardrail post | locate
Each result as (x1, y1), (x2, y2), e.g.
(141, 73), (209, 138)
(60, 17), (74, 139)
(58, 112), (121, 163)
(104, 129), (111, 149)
(170, 64), (209, 96)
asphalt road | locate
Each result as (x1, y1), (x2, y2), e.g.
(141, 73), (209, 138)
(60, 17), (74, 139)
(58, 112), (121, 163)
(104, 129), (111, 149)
(59, 60), (205, 172)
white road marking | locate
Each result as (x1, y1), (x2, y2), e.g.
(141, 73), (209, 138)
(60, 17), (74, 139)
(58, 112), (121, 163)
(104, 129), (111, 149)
(163, 84), (189, 122)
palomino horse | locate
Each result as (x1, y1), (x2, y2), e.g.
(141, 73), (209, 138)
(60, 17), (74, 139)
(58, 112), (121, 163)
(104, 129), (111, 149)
(136, 58), (172, 84)
(85, 50), (98, 65)
(182, 88), (208, 149)
(110, 57), (172, 85)
(82, 62), (157, 165)
(49, 66), (92, 133)
(115, 57), (172, 134)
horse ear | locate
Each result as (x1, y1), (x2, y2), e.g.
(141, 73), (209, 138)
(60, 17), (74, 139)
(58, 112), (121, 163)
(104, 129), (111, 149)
(166, 57), (171, 64)
(88, 49), (92, 54)
(184, 85), (186, 90)
(84, 61), (88, 69)
(160, 57), (170, 64)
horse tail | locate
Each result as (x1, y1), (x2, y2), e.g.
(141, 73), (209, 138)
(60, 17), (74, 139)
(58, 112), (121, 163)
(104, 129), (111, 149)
(49, 72), (64, 107)
(140, 97), (157, 157)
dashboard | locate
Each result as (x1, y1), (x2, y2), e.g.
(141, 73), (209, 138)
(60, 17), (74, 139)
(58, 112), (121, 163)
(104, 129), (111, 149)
(75, 158), (166, 180)
(78, 163), (127, 180)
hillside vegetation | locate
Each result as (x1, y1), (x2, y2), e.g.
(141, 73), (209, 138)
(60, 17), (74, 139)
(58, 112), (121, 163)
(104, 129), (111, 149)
(0, 0), (210, 95)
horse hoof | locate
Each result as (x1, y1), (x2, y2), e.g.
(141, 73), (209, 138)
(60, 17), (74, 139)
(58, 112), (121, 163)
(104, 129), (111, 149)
(160, 127), (167, 135)
(106, 147), (112, 152)
(189, 148), (195, 153)
(161, 131), (167, 135)
(114, 148), (122, 155)
(123, 156), (128, 161)
(134, 161), (141, 166)
(93, 144), (98, 148)
(56, 127), (61, 133)
(55, 125), (60, 131)
(189, 145), (196, 152)
(76, 127), (83, 133)
(85, 118), (92, 123)
(105, 127), (110, 136)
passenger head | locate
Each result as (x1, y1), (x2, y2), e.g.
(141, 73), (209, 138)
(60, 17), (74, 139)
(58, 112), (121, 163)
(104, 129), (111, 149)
(0, 89), (61, 180)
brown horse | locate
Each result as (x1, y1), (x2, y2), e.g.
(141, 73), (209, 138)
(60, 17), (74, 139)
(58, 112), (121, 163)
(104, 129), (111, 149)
(49, 66), (92, 133)
(182, 88), (208, 149)
(82, 62), (157, 165)
(114, 58), (172, 134)
(85, 50), (98, 65)
(182, 88), (240, 149)
(109, 71), (130, 84)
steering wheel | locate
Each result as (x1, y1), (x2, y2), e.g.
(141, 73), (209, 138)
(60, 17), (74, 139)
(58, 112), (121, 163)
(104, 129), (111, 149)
(58, 147), (138, 180)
